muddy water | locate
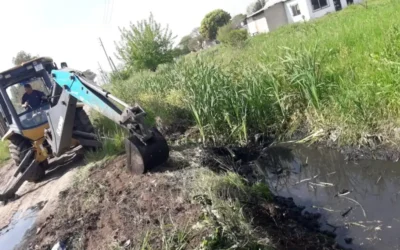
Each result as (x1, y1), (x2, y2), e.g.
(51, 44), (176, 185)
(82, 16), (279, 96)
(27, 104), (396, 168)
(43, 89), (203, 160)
(0, 206), (41, 250)
(256, 144), (400, 250)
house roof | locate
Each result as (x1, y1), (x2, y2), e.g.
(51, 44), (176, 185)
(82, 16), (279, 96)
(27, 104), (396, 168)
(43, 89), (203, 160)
(246, 0), (288, 18)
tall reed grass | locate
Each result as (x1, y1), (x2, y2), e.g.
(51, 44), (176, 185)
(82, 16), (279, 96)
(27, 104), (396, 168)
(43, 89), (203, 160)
(111, 0), (400, 146)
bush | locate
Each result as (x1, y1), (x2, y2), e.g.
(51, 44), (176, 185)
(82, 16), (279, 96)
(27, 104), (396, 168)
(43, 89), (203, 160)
(216, 23), (234, 43)
(218, 28), (248, 47)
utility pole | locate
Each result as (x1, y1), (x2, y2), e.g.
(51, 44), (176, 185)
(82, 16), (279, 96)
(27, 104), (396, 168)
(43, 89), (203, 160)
(109, 56), (118, 72)
(109, 56), (122, 80)
(99, 37), (115, 73)
(98, 62), (109, 84)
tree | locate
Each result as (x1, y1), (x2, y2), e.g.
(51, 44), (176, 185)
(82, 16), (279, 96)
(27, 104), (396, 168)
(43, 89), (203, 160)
(231, 14), (246, 29)
(178, 35), (192, 55)
(200, 9), (231, 40)
(179, 28), (206, 52)
(115, 13), (175, 71)
(247, 0), (266, 15)
(188, 34), (205, 52)
(12, 51), (37, 66)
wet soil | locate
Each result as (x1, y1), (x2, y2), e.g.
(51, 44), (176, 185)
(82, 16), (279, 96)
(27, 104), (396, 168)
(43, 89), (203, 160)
(0, 202), (45, 250)
(3, 124), (398, 249)
(204, 143), (400, 250)
(203, 146), (345, 250)
(260, 144), (400, 250)
(0, 149), (85, 247)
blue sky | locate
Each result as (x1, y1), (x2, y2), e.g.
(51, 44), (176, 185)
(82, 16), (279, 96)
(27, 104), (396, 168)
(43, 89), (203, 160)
(0, 0), (253, 75)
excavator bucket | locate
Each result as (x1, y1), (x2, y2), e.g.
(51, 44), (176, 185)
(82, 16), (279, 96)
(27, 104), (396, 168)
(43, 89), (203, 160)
(125, 128), (169, 174)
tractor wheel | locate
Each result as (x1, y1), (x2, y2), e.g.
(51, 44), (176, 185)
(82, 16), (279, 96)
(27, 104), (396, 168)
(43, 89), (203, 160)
(9, 136), (32, 168)
(8, 135), (46, 183)
(74, 108), (95, 133)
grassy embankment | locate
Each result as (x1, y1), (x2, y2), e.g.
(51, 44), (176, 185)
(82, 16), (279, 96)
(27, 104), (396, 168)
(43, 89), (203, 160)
(110, 0), (400, 148)
(76, 3), (400, 248)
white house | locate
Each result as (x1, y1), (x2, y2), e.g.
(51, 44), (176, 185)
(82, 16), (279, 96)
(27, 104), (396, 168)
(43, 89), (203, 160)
(246, 0), (362, 35)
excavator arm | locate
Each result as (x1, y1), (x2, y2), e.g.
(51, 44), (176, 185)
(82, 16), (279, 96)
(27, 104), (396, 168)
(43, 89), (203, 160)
(45, 68), (169, 173)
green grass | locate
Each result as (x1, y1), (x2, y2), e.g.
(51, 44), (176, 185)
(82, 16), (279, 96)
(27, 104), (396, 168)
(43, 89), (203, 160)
(191, 169), (272, 249)
(110, 0), (400, 147)
(0, 141), (10, 165)
(83, 112), (126, 162)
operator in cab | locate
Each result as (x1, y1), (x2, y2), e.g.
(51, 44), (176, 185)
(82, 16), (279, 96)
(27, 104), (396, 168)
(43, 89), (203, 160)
(21, 84), (47, 111)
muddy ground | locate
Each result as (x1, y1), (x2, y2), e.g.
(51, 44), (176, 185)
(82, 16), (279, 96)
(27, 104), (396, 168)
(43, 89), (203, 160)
(0, 119), (358, 250)
(0, 150), (83, 232)
(0, 141), (346, 250)
(22, 149), (207, 250)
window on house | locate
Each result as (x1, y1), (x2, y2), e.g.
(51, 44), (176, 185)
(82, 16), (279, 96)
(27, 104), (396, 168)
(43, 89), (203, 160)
(291, 4), (301, 16)
(311, 0), (328, 10)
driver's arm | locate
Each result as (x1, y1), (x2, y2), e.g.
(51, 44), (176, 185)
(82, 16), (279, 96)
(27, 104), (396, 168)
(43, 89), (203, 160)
(21, 96), (28, 108)
(39, 91), (47, 100)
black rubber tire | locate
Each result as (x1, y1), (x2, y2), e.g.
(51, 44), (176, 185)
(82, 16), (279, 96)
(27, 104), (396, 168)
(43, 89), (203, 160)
(8, 135), (46, 183)
(8, 136), (32, 168)
(74, 108), (95, 133)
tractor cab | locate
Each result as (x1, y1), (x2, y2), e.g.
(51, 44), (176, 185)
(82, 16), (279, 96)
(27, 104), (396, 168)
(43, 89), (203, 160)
(0, 57), (58, 140)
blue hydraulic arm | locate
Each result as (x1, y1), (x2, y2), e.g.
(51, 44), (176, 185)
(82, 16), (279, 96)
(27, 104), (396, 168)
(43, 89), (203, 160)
(46, 68), (169, 174)
(50, 69), (152, 141)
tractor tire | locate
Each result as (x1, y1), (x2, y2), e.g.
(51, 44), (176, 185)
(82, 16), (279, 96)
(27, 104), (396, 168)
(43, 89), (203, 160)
(8, 136), (46, 183)
(9, 136), (32, 168)
(74, 108), (95, 133)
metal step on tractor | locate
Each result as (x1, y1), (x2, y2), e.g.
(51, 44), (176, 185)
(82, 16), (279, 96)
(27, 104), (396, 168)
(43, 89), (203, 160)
(0, 57), (169, 202)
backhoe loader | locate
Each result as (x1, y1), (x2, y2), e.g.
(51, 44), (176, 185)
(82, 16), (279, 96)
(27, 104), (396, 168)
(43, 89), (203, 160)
(0, 57), (169, 201)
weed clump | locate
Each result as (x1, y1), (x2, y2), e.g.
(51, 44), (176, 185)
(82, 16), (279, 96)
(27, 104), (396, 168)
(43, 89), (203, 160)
(191, 170), (272, 249)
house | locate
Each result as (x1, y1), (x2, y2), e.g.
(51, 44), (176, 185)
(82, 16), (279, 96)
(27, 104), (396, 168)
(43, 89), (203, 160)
(246, 0), (362, 35)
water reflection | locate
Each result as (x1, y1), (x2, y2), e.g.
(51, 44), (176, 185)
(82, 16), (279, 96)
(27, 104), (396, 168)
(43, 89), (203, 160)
(255, 144), (400, 250)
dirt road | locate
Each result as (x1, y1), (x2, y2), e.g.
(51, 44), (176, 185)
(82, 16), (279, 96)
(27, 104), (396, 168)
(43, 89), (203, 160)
(0, 150), (85, 235)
